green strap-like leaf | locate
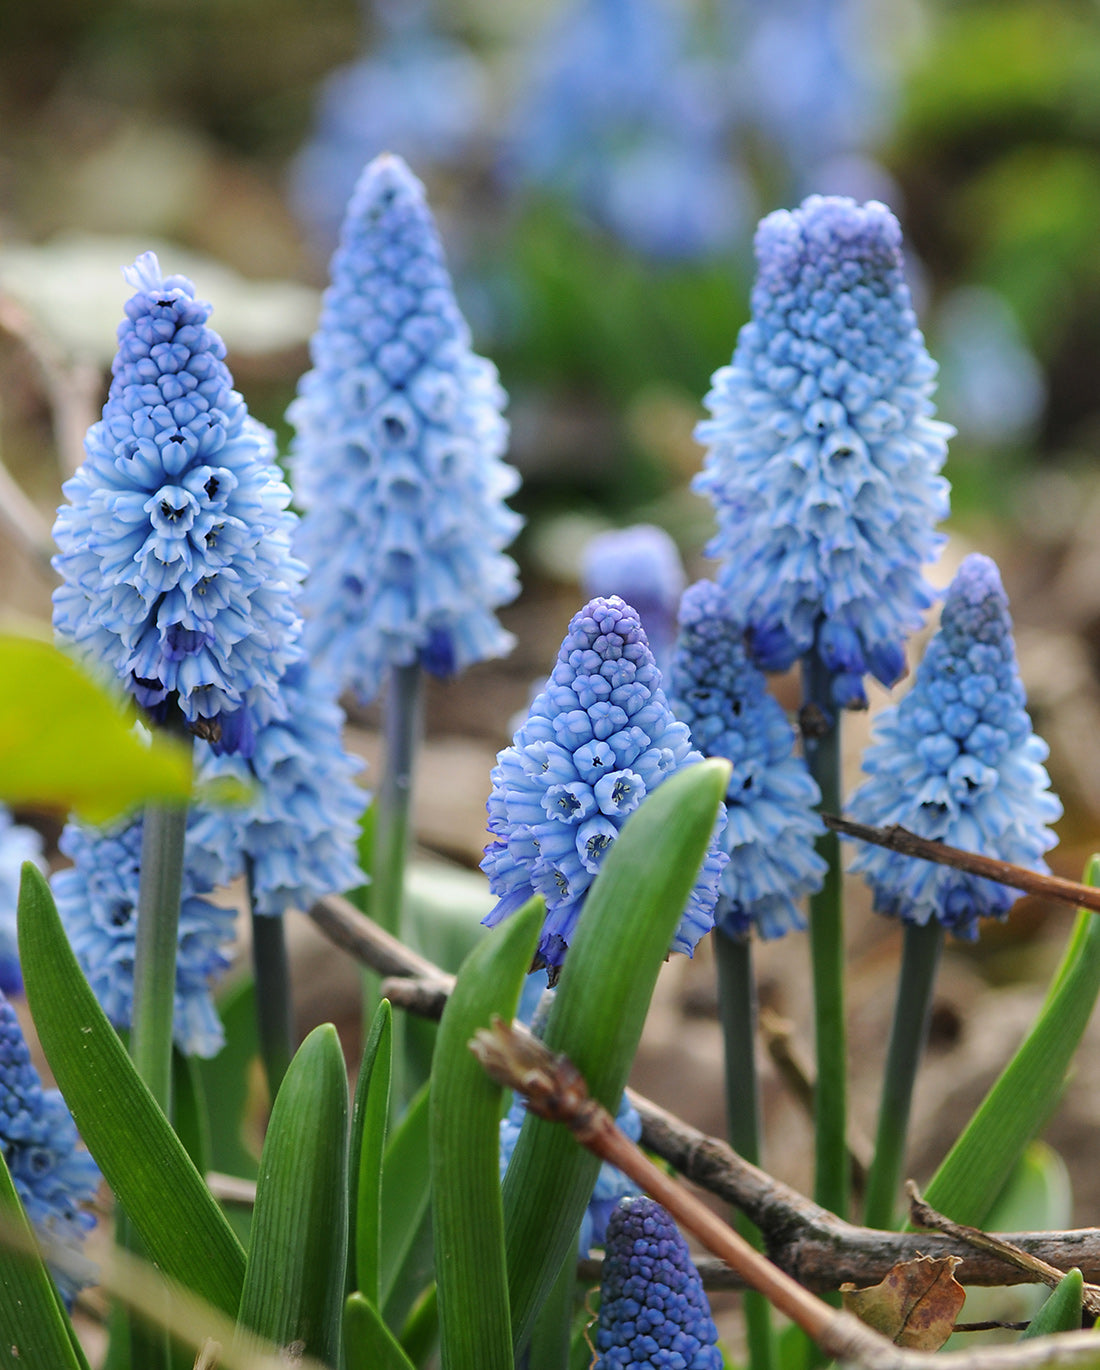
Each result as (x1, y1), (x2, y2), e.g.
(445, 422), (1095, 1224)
(380, 1081), (433, 1329)
(237, 1024), (349, 1366)
(17, 863), (246, 1317)
(920, 857), (1100, 1226)
(344, 1292), (417, 1370)
(349, 999), (393, 1303)
(0, 1156), (86, 1370)
(1020, 1269), (1085, 1340)
(502, 759), (730, 1352)
(430, 894), (543, 1370)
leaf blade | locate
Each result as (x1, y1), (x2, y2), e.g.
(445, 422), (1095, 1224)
(349, 999), (393, 1303)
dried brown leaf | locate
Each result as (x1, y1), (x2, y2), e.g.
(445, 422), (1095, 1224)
(841, 1253), (966, 1350)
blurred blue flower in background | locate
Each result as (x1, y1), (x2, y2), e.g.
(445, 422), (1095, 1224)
(481, 595), (726, 969)
(290, 153), (522, 704)
(669, 580), (826, 939)
(694, 195), (952, 708)
(847, 553), (1062, 939)
(0, 807), (44, 994)
(580, 523), (686, 673)
(52, 252), (304, 756)
(0, 992), (100, 1306)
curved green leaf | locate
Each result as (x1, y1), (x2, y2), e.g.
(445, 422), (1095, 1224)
(430, 894), (543, 1370)
(344, 1293), (416, 1370)
(380, 1082), (433, 1328)
(237, 1024), (349, 1366)
(920, 856), (1100, 1226)
(17, 863), (246, 1317)
(1021, 1269), (1084, 1340)
(502, 758), (730, 1352)
(349, 999), (393, 1302)
(0, 633), (192, 823)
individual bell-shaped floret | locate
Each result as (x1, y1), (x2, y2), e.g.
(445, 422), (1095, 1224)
(0, 991), (100, 1306)
(847, 554), (1061, 939)
(51, 815), (236, 1057)
(669, 580), (827, 939)
(52, 252), (304, 755)
(289, 152), (522, 703)
(593, 1196), (723, 1370)
(481, 596), (726, 969)
(694, 195), (952, 709)
(0, 806), (45, 994)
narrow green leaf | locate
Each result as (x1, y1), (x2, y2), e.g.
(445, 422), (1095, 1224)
(195, 975), (261, 1183)
(920, 857), (1100, 1226)
(237, 1024), (349, 1365)
(380, 1082), (433, 1330)
(0, 632), (192, 823)
(172, 1047), (211, 1177)
(349, 999), (393, 1303)
(399, 1286), (438, 1368)
(0, 1156), (84, 1370)
(502, 758), (730, 1352)
(17, 863), (246, 1317)
(430, 894), (543, 1370)
(344, 1293), (416, 1370)
(1020, 1269), (1084, 1340)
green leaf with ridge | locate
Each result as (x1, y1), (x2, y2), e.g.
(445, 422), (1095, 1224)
(380, 1082), (433, 1331)
(17, 863), (246, 1317)
(349, 999), (392, 1303)
(344, 1293), (417, 1370)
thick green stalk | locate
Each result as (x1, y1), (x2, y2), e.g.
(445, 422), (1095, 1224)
(246, 858), (293, 1102)
(863, 920), (944, 1230)
(715, 927), (775, 1370)
(801, 652), (847, 1221)
(130, 799), (189, 1114)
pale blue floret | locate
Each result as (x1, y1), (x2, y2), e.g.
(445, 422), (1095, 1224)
(290, 153), (522, 704)
(0, 992), (100, 1306)
(847, 554), (1062, 939)
(694, 195), (952, 708)
(0, 807), (45, 993)
(669, 580), (826, 940)
(481, 596), (726, 969)
(51, 816), (235, 1057)
(190, 658), (368, 916)
(581, 524), (686, 673)
(593, 1196), (722, 1370)
(52, 252), (304, 754)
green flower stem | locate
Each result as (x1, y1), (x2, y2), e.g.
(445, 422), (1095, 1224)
(130, 798), (189, 1115)
(863, 920), (944, 1230)
(801, 653), (847, 1222)
(715, 927), (775, 1370)
(247, 856), (293, 1102)
(529, 1248), (575, 1370)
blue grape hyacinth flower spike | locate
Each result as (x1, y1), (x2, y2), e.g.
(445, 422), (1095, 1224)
(52, 251), (304, 754)
(694, 195), (952, 709)
(669, 580), (827, 940)
(581, 523), (686, 674)
(847, 553), (1062, 939)
(593, 1195), (723, 1370)
(290, 152), (522, 703)
(481, 595), (726, 970)
(0, 991), (100, 1306)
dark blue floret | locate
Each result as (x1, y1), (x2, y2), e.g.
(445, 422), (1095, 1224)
(669, 580), (826, 939)
(594, 1197), (722, 1369)
(481, 597), (726, 969)
(694, 195), (951, 708)
(847, 554), (1061, 938)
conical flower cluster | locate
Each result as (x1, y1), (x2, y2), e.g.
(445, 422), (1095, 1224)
(53, 252), (303, 755)
(593, 1196), (722, 1370)
(290, 153), (522, 702)
(694, 195), (951, 708)
(481, 596), (726, 968)
(669, 580), (826, 939)
(0, 992), (100, 1306)
(848, 554), (1061, 938)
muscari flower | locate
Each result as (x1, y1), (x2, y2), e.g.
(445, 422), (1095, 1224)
(481, 596), (726, 970)
(669, 580), (826, 940)
(847, 554), (1062, 939)
(0, 807), (45, 994)
(0, 991), (100, 1306)
(51, 815), (235, 1057)
(52, 251), (304, 756)
(289, 152), (522, 704)
(593, 1196), (722, 1370)
(581, 524), (686, 673)
(189, 657), (368, 916)
(694, 195), (952, 709)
